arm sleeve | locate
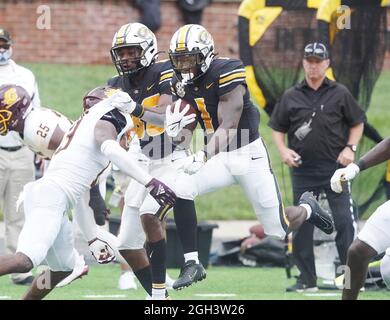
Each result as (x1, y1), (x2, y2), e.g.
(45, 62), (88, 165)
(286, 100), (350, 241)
(100, 139), (152, 186)
(100, 109), (128, 134)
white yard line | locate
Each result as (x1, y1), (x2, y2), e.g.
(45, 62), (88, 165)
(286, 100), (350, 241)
(304, 293), (341, 297)
(83, 294), (127, 299)
(194, 293), (237, 297)
(0, 296), (11, 299)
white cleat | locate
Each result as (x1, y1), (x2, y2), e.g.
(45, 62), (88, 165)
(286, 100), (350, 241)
(56, 254), (89, 288)
(118, 271), (138, 290)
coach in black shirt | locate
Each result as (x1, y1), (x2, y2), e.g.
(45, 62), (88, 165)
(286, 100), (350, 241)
(269, 43), (366, 292)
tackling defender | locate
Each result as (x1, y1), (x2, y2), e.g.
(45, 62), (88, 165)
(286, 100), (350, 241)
(0, 84), (176, 299)
(0, 83), (133, 287)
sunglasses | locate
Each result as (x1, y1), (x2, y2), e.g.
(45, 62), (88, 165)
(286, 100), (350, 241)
(0, 44), (11, 50)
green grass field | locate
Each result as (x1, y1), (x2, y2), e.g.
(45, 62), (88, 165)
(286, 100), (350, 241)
(0, 264), (388, 300)
(18, 63), (390, 220)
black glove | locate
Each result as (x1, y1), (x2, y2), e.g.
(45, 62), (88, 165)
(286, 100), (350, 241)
(145, 178), (177, 207)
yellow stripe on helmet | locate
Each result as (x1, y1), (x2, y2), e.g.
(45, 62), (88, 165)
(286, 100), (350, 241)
(115, 23), (130, 45)
(176, 25), (192, 51)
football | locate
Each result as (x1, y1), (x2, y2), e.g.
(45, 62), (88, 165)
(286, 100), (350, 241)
(170, 99), (198, 146)
(177, 99), (198, 132)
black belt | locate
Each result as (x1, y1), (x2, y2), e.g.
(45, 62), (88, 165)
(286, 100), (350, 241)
(0, 146), (23, 152)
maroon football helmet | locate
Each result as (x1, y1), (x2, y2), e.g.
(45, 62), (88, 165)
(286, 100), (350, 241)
(0, 84), (31, 135)
(82, 86), (121, 111)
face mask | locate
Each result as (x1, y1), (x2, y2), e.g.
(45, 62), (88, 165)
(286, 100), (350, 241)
(0, 47), (12, 65)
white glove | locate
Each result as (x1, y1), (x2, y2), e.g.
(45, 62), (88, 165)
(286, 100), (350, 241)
(330, 163), (360, 193)
(165, 99), (196, 137)
(88, 238), (116, 264)
(181, 150), (207, 175)
(107, 91), (137, 114)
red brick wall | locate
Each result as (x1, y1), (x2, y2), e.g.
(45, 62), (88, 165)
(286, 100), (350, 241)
(0, 0), (240, 64)
(0, 0), (389, 68)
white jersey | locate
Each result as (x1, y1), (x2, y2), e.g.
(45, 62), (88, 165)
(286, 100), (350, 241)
(18, 107), (72, 159)
(43, 99), (132, 206)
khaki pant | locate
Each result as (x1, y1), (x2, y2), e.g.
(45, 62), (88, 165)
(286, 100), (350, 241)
(0, 146), (35, 282)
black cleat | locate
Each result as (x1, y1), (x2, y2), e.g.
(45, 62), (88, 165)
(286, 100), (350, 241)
(299, 191), (334, 234)
(286, 282), (318, 293)
(173, 260), (206, 290)
(12, 275), (34, 286)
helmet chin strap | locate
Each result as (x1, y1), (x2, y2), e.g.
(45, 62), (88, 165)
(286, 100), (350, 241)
(0, 48), (12, 66)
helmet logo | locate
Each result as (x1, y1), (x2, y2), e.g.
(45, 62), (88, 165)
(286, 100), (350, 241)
(104, 88), (120, 98)
(199, 30), (212, 45)
(3, 87), (19, 108)
(138, 26), (152, 40)
(115, 37), (125, 45)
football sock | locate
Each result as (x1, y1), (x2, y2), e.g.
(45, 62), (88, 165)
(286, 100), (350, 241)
(173, 198), (198, 253)
(148, 239), (166, 290)
(184, 252), (199, 264)
(134, 266), (152, 296)
(300, 204), (312, 220)
(152, 287), (166, 300)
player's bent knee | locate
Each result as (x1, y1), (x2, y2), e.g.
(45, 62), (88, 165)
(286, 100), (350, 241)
(256, 205), (288, 240)
(15, 252), (34, 273)
(347, 241), (369, 261)
(141, 214), (164, 241)
(117, 229), (146, 251)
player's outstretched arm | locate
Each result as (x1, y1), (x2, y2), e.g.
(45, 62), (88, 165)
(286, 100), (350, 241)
(108, 91), (172, 127)
(356, 136), (390, 171)
(94, 120), (153, 185)
(331, 137), (390, 193)
(94, 120), (176, 206)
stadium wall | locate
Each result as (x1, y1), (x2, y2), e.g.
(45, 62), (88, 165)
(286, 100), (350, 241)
(0, 0), (389, 68)
(0, 0), (240, 64)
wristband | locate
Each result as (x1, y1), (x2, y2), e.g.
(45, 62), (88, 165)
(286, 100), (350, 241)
(356, 159), (366, 171)
(133, 103), (144, 118)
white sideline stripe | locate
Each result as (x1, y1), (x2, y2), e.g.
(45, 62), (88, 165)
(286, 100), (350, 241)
(0, 296), (11, 299)
(195, 293), (237, 297)
(304, 293), (341, 297)
(83, 294), (127, 299)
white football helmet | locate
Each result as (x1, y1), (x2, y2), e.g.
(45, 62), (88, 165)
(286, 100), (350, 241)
(111, 23), (158, 76)
(169, 24), (214, 84)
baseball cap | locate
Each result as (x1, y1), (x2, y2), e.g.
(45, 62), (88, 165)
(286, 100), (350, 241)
(0, 28), (11, 44)
(304, 42), (328, 60)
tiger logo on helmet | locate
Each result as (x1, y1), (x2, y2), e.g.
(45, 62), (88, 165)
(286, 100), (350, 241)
(110, 23), (158, 76)
(0, 84), (31, 135)
(169, 24), (215, 84)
